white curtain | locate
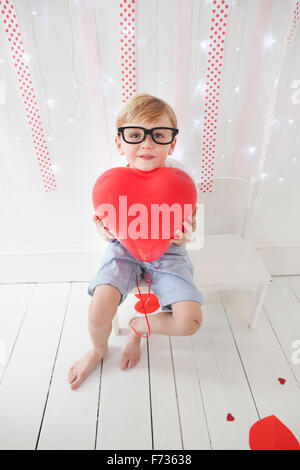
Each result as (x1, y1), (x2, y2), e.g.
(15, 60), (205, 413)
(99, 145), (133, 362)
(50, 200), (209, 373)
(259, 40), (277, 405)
(0, 0), (299, 258)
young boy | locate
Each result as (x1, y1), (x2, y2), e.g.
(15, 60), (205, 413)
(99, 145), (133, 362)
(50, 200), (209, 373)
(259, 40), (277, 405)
(68, 94), (203, 390)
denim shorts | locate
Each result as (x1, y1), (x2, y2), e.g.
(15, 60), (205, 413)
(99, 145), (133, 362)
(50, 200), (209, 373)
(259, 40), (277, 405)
(88, 239), (204, 311)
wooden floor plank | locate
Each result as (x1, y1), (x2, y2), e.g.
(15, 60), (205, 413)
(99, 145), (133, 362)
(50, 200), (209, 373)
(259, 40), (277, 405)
(37, 283), (101, 450)
(0, 284), (70, 450)
(191, 291), (259, 450)
(148, 335), (186, 450)
(221, 287), (300, 444)
(0, 284), (34, 383)
(263, 277), (300, 384)
(96, 333), (152, 450)
(170, 335), (211, 450)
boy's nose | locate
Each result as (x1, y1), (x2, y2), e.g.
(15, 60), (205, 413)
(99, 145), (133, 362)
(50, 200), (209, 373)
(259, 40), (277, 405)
(141, 133), (154, 147)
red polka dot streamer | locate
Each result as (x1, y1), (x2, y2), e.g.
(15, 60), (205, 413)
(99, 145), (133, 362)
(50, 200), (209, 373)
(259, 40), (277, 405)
(287, 0), (299, 44)
(201, 0), (229, 193)
(120, 0), (136, 103)
(0, 0), (56, 192)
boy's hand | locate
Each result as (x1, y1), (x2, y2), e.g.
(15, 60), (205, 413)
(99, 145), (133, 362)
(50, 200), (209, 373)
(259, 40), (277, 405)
(93, 215), (116, 241)
(170, 207), (197, 246)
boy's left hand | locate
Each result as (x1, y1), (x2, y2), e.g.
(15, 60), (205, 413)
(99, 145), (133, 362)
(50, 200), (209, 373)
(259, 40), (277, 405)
(170, 208), (197, 246)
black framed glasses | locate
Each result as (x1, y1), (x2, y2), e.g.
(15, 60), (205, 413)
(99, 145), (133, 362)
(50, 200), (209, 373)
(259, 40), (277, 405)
(117, 126), (179, 145)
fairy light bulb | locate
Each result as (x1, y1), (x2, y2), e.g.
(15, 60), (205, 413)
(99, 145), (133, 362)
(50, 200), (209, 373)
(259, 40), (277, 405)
(46, 98), (55, 108)
(264, 35), (277, 50)
(200, 40), (209, 50)
(248, 147), (256, 155)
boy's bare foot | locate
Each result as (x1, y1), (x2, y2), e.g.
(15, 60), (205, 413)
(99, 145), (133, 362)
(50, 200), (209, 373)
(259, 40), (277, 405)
(68, 347), (107, 390)
(120, 317), (142, 371)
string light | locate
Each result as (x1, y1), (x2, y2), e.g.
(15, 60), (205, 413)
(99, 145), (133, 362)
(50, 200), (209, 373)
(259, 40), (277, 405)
(51, 163), (60, 173)
(46, 98), (55, 108)
(196, 80), (206, 94)
(264, 35), (277, 50)
(200, 40), (209, 50)
(248, 146), (256, 155)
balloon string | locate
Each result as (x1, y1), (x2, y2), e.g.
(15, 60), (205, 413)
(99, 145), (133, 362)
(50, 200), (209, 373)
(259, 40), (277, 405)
(130, 261), (153, 338)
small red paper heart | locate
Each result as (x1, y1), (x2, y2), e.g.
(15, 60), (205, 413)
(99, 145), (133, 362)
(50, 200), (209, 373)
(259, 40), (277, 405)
(227, 413), (235, 422)
(278, 378), (286, 385)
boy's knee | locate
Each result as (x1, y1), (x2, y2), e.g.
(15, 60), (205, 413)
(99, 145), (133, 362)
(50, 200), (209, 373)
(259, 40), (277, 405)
(175, 304), (203, 336)
(89, 307), (113, 328)
(89, 285), (121, 326)
(178, 317), (202, 336)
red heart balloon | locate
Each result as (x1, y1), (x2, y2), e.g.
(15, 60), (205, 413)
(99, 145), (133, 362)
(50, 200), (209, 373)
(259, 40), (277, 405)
(92, 167), (197, 261)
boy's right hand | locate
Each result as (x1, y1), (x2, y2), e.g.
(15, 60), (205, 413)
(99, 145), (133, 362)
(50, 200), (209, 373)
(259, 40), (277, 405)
(93, 215), (116, 241)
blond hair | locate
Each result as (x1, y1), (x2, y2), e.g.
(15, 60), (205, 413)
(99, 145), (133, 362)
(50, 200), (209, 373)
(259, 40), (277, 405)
(116, 93), (178, 129)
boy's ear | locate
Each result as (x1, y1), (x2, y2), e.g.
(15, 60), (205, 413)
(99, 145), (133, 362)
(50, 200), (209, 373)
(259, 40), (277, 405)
(168, 137), (177, 155)
(115, 135), (125, 155)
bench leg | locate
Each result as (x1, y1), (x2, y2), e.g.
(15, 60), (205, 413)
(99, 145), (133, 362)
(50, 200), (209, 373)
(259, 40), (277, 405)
(249, 283), (270, 330)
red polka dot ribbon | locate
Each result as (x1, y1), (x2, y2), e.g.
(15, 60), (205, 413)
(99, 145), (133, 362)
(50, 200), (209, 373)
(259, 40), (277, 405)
(287, 0), (300, 44)
(201, 0), (229, 193)
(0, 0), (56, 192)
(120, 0), (136, 103)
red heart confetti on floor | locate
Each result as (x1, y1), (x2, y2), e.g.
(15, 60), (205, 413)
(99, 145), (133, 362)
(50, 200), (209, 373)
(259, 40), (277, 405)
(278, 378), (286, 385)
(227, 413), (235, 422)
(249, 415), (300, 450)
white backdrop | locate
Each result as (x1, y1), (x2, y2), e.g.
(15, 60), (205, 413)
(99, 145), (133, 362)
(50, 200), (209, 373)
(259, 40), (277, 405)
(0, 0), (300, 279)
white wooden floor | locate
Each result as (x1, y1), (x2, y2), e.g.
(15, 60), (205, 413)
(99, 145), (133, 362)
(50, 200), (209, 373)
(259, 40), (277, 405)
(0, 276), (300, 450)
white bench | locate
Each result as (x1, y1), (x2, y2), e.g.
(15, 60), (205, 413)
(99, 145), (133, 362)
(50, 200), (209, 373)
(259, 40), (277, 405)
(112, 177), (272, 335)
